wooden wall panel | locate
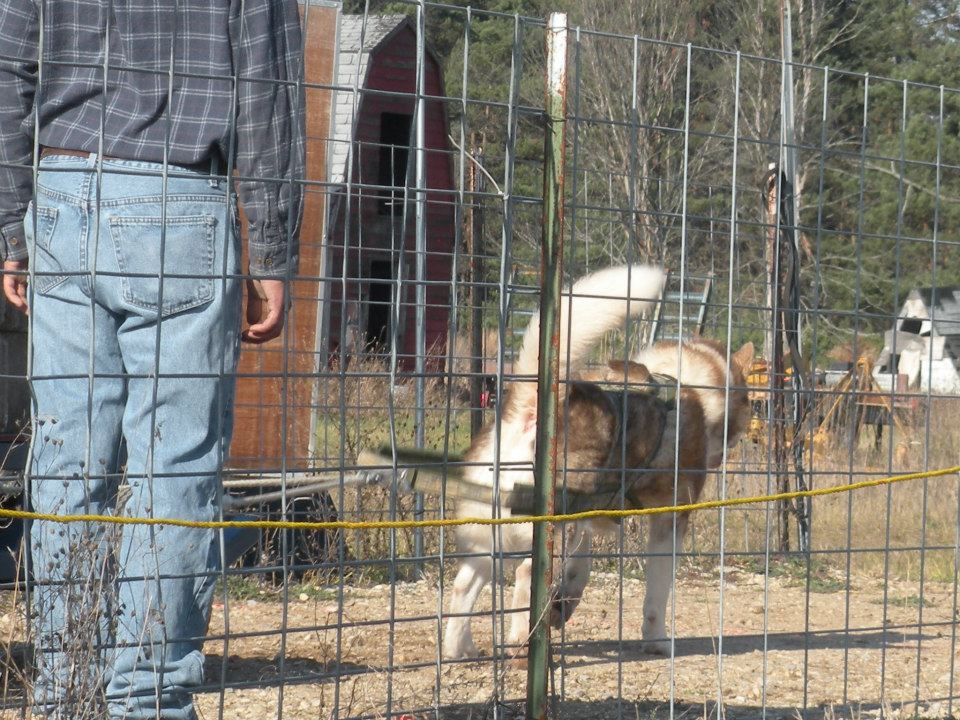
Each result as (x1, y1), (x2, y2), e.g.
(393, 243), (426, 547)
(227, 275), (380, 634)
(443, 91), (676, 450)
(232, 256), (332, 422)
(229, 3), (338, 473)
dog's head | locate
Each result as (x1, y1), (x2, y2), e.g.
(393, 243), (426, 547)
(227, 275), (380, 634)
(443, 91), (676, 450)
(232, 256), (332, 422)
(711, 341), (755, 467)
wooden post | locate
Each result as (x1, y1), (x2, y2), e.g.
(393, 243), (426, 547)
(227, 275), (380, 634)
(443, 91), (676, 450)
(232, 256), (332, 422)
(468, 140), (486, 437)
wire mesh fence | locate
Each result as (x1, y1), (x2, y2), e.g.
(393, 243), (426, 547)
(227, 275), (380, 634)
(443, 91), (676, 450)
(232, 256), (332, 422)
(1, 1), (960, 718)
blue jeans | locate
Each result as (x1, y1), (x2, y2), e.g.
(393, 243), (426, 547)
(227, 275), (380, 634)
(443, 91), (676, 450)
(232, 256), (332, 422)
(27, 154), (241, 719)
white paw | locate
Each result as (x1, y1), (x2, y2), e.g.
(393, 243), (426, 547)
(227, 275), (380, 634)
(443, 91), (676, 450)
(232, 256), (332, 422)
(641, 638), (671, 656)
(506, 634), (529, 656)
(443, 637), (479, 660)
(641, 619), (670, 656)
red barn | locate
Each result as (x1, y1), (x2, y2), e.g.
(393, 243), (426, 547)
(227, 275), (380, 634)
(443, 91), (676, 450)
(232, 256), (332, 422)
(320, 14), (455, 369)
(229, 10), (456, 473)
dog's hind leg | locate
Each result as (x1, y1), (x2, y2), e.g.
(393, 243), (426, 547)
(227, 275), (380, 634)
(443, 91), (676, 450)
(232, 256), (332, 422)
(443, 555), (493, 659)
(641, 512), (689, 656)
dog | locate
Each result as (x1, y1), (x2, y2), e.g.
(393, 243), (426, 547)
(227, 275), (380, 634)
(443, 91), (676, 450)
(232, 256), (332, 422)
(441, 264), (754, 660)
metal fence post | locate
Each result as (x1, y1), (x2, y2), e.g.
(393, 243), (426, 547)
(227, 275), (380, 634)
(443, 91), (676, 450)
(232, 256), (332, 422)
(526, 12), (567, 720)
(413, 0), (428, 577)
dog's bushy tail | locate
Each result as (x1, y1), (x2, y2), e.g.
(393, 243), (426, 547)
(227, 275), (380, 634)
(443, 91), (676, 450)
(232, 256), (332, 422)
(510, 264), (665, 409)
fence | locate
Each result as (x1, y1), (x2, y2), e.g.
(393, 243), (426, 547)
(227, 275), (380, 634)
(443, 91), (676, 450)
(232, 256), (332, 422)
(2, 1), (960, 718)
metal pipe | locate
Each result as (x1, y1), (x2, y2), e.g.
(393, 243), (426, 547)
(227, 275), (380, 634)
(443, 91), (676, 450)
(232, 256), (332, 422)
(490, 13), (524, 695)
(412, 0), (429, 579)
(223, 479), (373, 511)
(527, 13), (567, 720)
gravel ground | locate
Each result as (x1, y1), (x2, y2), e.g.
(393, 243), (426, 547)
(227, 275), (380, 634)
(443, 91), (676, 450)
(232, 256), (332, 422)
(186, 567), (960, 720)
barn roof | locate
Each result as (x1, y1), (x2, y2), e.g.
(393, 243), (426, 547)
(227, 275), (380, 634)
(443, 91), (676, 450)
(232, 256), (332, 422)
(329, 14), (413, 185)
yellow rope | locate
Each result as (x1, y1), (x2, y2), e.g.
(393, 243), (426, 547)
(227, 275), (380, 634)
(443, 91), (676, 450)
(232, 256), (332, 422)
(2, 465), (957, 533)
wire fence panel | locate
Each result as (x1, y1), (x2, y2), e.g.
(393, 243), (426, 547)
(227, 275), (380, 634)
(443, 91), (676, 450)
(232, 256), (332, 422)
(1, 1), (959, 719)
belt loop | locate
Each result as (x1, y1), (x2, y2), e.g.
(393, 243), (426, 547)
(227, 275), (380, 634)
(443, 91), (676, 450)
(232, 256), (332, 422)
(208, 154), (220, 189)
(88, 152), (99, 169)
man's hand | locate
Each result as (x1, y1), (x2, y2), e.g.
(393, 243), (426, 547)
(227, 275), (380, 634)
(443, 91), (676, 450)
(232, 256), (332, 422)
(3, 260), (29, 315)
(242, 277), (286, 344)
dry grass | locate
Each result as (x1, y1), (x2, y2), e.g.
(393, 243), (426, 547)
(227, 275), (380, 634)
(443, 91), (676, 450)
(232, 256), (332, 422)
(5, 350), (960, 696)
(312, 354), (473, 464)
(690, 397), (960, 583)
(0, 561), (29, 715)
(308, 354), (470, 581)
(311, 358), (960, 586)
(2, 357), (959, 717)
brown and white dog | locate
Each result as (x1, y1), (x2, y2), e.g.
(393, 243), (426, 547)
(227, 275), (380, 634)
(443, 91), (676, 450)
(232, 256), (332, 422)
(441, 265), (754, 660)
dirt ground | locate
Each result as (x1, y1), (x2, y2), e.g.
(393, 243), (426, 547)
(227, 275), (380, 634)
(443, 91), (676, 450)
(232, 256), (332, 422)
(175, 567), (960, 720)
(2, 566), (958, 719)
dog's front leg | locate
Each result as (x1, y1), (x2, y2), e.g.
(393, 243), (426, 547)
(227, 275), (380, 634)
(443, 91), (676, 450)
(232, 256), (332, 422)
(443, 555), (493, 659)
(507, 557), (533, 651)
(551, 522), (594, 628)
(642, 512), (689, 656)
(507, 522), (595, 655)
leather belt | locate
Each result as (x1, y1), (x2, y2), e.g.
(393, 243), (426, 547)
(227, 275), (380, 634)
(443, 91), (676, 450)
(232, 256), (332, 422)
(40, 147), (217, 175)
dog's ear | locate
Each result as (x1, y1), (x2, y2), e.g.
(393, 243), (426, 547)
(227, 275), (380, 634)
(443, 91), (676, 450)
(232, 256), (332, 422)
(522, 409), (536, 435)
(731, 341), (755, 371)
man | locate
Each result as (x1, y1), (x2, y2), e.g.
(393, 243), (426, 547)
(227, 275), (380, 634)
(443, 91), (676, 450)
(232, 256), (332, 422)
(0, 2), (304, 718)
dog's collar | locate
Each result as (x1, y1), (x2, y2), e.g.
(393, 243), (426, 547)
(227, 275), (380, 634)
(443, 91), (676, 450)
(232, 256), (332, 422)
(639, 375), (675, 471)
(591, 372), (679, 408)
(646, 373), (679, 406)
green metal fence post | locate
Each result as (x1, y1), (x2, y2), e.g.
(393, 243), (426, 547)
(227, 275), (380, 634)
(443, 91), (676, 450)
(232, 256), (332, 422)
(526, 12), (568, 720)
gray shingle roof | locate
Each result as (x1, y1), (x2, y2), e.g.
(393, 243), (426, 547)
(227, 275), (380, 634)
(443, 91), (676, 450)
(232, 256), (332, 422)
(328, 14), (412, 184)
(910, 286), (960, 338)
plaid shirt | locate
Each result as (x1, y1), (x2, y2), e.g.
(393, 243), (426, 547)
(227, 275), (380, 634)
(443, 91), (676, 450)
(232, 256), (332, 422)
(0, 0), (304, 276)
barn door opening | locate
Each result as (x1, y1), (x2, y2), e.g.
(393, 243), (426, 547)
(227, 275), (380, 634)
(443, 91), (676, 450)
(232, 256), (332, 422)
(378, 112), (412, 215)
(366, 260), (394, 351)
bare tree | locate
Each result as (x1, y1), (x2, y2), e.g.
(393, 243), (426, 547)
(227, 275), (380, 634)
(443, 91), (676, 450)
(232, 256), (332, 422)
(563, 0), (724, 265)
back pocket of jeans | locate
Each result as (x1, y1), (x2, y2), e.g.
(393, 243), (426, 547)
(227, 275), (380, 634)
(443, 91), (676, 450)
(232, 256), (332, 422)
(108, 215), (216, 317)
(25, 206), (64, 294)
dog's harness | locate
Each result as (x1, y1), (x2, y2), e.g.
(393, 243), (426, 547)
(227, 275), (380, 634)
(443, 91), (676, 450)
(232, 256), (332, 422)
(598, 372), (678, 464)
(575, 372), (678, 516)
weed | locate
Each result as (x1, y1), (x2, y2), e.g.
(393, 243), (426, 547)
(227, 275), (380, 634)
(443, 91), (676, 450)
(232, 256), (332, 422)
(290, 583), (338, 602)
(871, 594), (935, 609)
(731, 554), (848, 593)
(215, 575), (340, 603)
(216, 574), (265, 602)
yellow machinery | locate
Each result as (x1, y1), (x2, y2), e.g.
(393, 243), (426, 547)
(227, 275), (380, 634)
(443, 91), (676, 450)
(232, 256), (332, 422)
(745, 359), (793, 445)
(747, 355), (919, 458)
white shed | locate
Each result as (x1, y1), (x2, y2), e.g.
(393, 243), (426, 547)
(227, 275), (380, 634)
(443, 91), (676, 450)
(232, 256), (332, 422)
(874, 287), (960, 395)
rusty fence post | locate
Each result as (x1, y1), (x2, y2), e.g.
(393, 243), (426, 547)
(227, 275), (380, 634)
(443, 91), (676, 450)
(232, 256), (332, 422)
(526, 12), (567, 720)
